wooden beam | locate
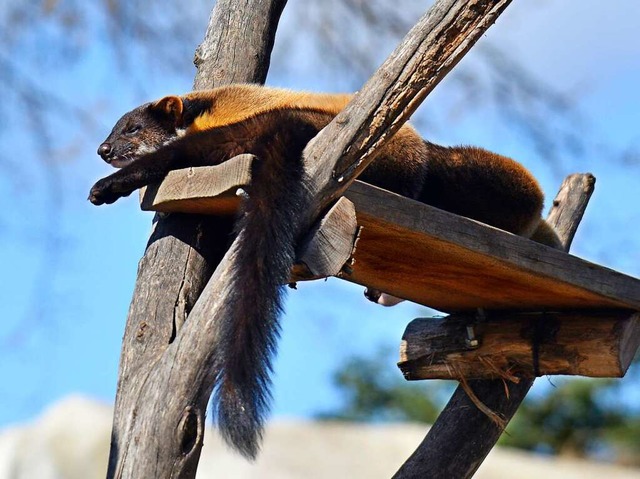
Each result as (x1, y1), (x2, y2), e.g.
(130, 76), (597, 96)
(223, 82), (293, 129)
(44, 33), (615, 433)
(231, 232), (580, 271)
(392, 173), (595, 479)
(345, 183), (637, 311)
(399, 310), (640, 379)
(139, 160), (640, 313)
(140, 154), (254, 215)
(106, 1), (288, 478)
(112, 1), (515, 475)
(292, 197), (358, 281)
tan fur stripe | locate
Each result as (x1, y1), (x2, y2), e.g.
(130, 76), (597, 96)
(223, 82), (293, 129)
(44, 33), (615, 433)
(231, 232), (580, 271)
(184, 84), (352, 132)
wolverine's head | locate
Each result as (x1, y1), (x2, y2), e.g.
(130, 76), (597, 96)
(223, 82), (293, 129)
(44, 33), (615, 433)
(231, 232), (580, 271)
(97, 96), (185, 168)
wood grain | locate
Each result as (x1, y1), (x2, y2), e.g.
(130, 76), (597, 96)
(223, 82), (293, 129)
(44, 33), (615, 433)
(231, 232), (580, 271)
(106, 1), (288, 478)
(399, 311), (640, 379)
(392, 173), (596, 479)
(139, 161), (640, 313)
(139, 154), (254, 215)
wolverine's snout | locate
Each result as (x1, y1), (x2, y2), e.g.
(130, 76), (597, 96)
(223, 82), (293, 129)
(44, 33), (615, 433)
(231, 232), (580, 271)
(98, 142), (112, 160)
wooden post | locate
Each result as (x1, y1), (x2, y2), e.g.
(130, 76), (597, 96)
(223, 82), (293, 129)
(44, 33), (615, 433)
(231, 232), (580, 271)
(109, 0), (516, 477)
(106, 1), (287, 478)
(392, 173), (596, 479)
(139, 159), (640, 312)
(399, 310), (640, 380)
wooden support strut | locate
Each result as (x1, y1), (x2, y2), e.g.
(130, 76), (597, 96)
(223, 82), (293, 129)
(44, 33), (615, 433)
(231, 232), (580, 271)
(111, 1), (520, 477)
(105, 1), (288, 477)
(399, 310), (640, 380)
(392, 173), (598, 479)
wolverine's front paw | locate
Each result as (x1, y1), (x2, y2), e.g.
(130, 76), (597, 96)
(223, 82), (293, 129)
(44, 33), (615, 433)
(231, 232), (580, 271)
(88, 178), (126, 205)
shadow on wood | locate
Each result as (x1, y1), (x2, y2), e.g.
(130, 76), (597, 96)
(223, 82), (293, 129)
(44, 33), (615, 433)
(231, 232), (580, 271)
(140, 159), (640, 314)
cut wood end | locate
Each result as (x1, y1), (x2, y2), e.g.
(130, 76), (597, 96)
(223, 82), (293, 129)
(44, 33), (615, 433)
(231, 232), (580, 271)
(295, 197), (358, 278)
(139, 155), (254, 214)
(399, 311), (640, 381)
(617, 313), (640, 375)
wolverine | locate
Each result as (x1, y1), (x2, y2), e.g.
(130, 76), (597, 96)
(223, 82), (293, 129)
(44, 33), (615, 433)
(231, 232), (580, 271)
(89, 84), (560, 458)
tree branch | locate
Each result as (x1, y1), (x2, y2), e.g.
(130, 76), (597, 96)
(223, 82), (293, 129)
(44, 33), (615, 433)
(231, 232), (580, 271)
(392, 173), (596, 479)
(111, 0), (518, 477)
(193, 0), (288, 90)
(106, 1), (287, 478)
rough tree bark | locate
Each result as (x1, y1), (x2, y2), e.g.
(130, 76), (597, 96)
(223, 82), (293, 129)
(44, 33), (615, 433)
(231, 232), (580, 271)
(106, 1), (287, 478)
(392, 173), (596, 479)
(109, 0), (516, 477)
(399, 309), (640, 380)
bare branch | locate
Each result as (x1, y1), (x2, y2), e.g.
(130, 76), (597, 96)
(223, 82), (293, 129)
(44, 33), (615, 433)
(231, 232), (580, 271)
(106, 1), (288, 477)
(392, 173), (596, 479)
(108, 1), (514, 477)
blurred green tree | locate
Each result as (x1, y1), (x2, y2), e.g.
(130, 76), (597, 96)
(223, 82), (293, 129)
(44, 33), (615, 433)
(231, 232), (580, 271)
(323, 348), (640, 466)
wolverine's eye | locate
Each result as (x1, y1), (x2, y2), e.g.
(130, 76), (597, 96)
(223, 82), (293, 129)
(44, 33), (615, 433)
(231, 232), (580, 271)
(124, 125), (141, 135)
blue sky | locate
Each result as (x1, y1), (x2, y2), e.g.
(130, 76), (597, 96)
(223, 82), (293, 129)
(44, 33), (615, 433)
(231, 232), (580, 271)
(0, 0), (639, 429)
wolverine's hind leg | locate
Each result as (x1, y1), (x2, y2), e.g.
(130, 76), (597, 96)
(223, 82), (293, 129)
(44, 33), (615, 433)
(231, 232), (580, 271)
(419, 143), (546, 237)
(363, 143), (554, 307)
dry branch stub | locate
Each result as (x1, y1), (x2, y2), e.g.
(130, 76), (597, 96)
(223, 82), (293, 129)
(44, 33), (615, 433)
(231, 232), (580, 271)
(392, 173), (601, 479)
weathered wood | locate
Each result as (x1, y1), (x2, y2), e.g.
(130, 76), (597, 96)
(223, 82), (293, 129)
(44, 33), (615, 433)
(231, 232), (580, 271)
(139, 154), (254, 215)
(109, 1), (516, 476)
(193, 0), (288, 90)
(292, 197), (358, 281)
(303, 0), (514, 218)
(112, 0), (539, 477)
(392, 173), (596, 479)
(106, 1), (288, 478)
(399, 310), (640, 379)
(139, 161), (640, 312)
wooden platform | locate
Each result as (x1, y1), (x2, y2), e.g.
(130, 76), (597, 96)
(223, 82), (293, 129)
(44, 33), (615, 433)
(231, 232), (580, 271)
(139, 155), (640, 314)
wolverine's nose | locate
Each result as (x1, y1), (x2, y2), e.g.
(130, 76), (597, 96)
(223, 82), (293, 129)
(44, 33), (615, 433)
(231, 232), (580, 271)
(98, 143), (112, 159)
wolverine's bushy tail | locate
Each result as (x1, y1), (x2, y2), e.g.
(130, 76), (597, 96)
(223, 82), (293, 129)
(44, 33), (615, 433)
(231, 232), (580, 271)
(211, 125), (312, 460)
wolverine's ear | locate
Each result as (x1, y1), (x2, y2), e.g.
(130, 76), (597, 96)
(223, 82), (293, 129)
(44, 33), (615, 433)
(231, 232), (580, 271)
(151, 96), (184, 121)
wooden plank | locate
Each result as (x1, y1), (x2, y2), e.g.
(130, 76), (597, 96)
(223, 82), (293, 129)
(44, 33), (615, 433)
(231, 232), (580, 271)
(139, 153), (254, 215)
(292, 197), (359, 281)
(399, 310), (640, 379)
(392, 173), (594, 479)
(139, 159), (640, 313)
(344, 183), (640, 311)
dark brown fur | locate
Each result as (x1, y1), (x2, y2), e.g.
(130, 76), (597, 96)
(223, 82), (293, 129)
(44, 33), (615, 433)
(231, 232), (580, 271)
(89, 85), (559, 459)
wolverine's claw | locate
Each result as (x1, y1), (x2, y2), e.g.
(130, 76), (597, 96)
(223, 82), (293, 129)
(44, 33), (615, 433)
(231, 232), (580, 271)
(88, 179), (118, 205)
(88, 190), (103, 205)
